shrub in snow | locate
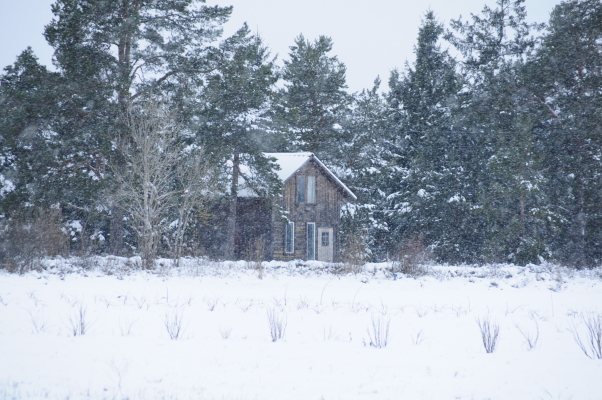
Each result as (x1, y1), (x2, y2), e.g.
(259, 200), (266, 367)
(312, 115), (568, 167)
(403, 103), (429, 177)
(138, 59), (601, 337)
(515, 319), (539, 351)
(296, 296), (310, 310)
(0, 209), (68, 274)
(204, 296), (220, 311)
(267, 308), (287, 342)
(164, 309), (186, 340)
(119, 316), (138, 336)
(367, 315), (390, 348)
(244, 236), (266, 279)
(391, 237), (432, 278)
(219, 325), (233, 340)
(411, 329), (425, 345)
(29, 310), (48, 334)
(476, 315), (500, 353)
(339, 229), (369, 274)
(571, 312), (602, 359)
(66, 303), (94, 336)
(235, 298), (253, 313)
(322, 325), (339, 341)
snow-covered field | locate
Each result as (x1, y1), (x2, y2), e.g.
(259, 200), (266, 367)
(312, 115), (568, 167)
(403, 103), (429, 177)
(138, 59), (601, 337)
(1, 258), (601, 400)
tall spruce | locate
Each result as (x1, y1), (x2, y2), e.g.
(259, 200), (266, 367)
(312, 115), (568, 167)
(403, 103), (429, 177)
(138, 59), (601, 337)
(337, 78), (390, 260)
(0, 47), (114, 256)
(446, 0), (550, 263)
(384, 11), (463, 260)
(0, 49), (66, 214)
(527, 0), (602, 267)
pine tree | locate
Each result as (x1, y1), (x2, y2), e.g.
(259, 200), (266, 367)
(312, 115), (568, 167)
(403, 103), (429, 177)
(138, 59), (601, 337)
(280, 35), (350, 159)
(1, 0), (233, 254)
(195, 25), (281, 259)
(44, 0), (232, 107)
(0, 48), (113, 257)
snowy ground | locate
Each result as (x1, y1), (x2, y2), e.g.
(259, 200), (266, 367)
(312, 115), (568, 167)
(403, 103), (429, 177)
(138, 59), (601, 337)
(1, 258), (601, 400)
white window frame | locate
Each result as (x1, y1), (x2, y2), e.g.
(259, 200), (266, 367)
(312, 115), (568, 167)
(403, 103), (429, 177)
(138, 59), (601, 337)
(307, 176), (316, 204)
(297, 176), (306, 203)
(285, 222), (295, 254)
(307, 222), (316, 260)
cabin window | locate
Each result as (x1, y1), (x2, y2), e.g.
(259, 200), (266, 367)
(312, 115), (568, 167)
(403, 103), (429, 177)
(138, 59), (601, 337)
(307, 223), (315, 260)
(285, 222), (295, 254)
(297, 176), (306, 203)
(297, 175), (316, 204)
(307, 176), (316, 203)
(321, 231), (330, 247)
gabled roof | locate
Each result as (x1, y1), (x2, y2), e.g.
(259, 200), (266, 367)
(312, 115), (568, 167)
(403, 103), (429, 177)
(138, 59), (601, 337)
(237, 152), (356, 200)
(265, 152), (357, 200)
(264, 152), (313, 183)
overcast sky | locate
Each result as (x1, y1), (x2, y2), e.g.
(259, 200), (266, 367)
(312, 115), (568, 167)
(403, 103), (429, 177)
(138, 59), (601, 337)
(1, 0), (562, 93)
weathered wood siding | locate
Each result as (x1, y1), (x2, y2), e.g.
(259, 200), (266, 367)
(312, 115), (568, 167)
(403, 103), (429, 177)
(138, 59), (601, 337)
(196, 198), (272, 260)
(236, 198), (272, 260)
(197, 156), (352, 262)
(272, 160), (346, 261)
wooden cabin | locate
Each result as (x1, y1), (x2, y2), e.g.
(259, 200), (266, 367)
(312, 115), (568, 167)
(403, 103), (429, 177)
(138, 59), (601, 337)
(265, 153), (356, 262)
(199, 153), (356, 262)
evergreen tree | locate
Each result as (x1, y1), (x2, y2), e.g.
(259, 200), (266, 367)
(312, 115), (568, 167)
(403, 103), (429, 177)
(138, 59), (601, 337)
(44, 0), (232, 107)
(0, 49), (65, 214)
(0, 47), (111, 258)
(0, 48), (113, 251)
(384, 11), (464, 261)
(527, 0), (602, 267)
(336, 78), (390, 260)
(1, 0), (233, 254)
(195, 25), (281, 259)
(446, 0), (550, 264)
(280, 35), (350, 159)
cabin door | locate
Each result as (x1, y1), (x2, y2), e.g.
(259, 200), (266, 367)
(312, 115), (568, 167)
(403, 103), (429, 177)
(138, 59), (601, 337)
(317, 227), (334, 262)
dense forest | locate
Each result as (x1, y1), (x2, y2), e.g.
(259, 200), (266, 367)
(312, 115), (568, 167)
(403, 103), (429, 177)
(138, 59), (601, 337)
(1, 0), (601, 268)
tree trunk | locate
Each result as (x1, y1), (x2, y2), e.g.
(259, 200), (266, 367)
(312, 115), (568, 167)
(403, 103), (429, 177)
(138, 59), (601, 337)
(110, 206), (124, 256)
(226, 152), (240, 260)
(573, 200), (587, 269)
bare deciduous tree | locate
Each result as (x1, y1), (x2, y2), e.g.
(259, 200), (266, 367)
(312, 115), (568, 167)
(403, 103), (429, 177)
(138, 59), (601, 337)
(113, 101), (212, 268)
(170, 148), (214, 265)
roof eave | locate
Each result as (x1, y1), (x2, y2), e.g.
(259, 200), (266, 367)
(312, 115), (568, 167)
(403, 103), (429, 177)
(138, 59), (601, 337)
(310, 154), (357, 201)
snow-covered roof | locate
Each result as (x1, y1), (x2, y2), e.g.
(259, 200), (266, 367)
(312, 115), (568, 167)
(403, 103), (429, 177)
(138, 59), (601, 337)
(265, 152), (356, 200)
(237, 152), (356, 200)
(264, 152), (313, 182)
